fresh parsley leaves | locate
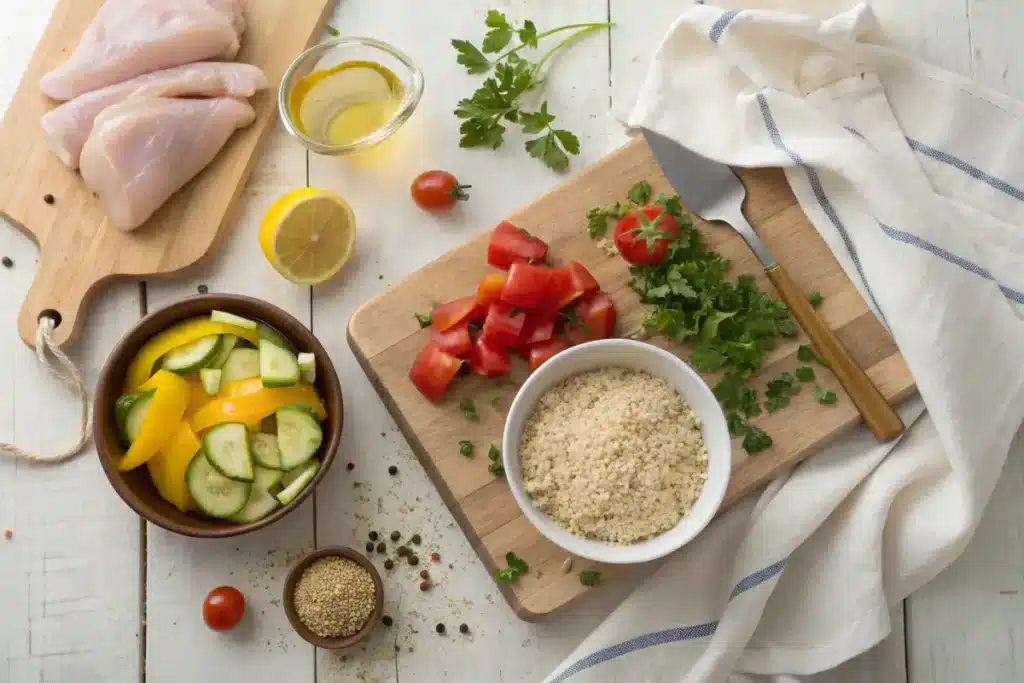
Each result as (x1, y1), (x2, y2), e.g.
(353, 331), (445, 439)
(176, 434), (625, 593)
(459, 397), (478, 420)
(814, 387), (838, 404)
(487, 444), (504, 476)
(452, 11), (612, 171)
(459, 440), (475, 457)
(795, 366), (815, 382)
(324, 24), (340, 37)
(495, 551), (529, 584)
(579, 570), (602, 586)
(764, 372), (801, 413)
(808, 291), (824, 308)
(797, 344), (827, 366)
(414, 312), (432, 328)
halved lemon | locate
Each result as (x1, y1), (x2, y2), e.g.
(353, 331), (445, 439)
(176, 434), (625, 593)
(259, 188), (356, 285)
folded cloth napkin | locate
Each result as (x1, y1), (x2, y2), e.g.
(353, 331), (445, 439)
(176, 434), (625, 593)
(545, 2), (1024, 682)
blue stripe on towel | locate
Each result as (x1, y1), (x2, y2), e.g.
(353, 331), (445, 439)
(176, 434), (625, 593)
(549, 559), (787, 683)
(906, 137), (1024, 203)
(709, 10), (741, 43)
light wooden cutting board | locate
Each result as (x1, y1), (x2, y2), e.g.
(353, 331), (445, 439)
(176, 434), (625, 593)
(0, 0), (332, 348)
(348, 136), (917, 620)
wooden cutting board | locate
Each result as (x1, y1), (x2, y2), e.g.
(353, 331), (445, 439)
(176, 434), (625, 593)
(348, 136), (917, 620)
(0, 0), (332, 348)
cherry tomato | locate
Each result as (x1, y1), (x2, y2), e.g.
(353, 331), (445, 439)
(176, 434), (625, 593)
(476, 273), (506, 309)
(479, 303), (526, 349)
(468, 339), (511, 377)
(500, 262), (550, 309)
(429, 319), (472, 358)
(203, 586), (245, 632)
(410, 344), (463, 402)
(528, 337), (570, 370)
(486, 221), (548, 270)
(431, 296), (479, 332)
(613, 206), (681, 266)
(565, 292), (617, 345)
(411, 170), (470, 211)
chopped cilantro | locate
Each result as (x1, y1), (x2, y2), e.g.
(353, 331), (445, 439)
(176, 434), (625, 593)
(495, 551), (529, 584)
(814, 387), (838, 404)
(459, 397), (478, 420)
(808, 291), (824, 308)
(459, 440), (474, 457)
(415, 312), (432, 328)
(579, 570), (601, 586)
(795, 366), (815, 382)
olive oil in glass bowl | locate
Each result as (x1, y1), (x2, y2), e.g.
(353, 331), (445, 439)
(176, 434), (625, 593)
(279, 37), (424, 155)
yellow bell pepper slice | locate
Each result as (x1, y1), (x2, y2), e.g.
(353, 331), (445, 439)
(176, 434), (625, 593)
(184, 378), (212, 417)
(147, 422), (200, 512)
(117, 370), (191, 471)
(190, 384), (327, 433)
(221, 377), (265, 398)
(124, 318), (260, 391)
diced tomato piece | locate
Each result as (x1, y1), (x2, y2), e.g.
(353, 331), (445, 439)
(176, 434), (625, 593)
(528, 338), (571, 370)
(564, 291), (617, 345)
(480, 302), (526, 349)
(468, 339), (511, 377)
(518, 312), (556, 348)
(536, 267), (573, 315)
(486, 220), (548, 270)
(500, 262), (550, 309)
(564, 261), (600, 306)
(409, 344), (463, 402)
(476, 273), (506, 309)
(429, 319), (472, 358)
(431, 296), (479, 332)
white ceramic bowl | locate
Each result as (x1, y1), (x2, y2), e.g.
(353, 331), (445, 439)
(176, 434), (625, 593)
(502, 339), (731, 564)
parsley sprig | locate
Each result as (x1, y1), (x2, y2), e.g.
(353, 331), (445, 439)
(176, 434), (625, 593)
(452, 10), (611, 172)
(495, 552), (529, 584)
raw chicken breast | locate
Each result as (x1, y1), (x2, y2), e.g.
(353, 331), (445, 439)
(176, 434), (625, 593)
(42, 62), (267, 169)
(40, 0), (246, 101)
(80, 96), (256, 231)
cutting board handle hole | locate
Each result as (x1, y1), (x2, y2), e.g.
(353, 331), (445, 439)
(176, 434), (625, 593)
(38, 309), (62, 329)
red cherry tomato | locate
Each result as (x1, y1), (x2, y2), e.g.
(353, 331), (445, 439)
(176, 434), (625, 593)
(479, 303), (526, 349)
(429, 319), (472, 358)
(500, 262), (550, 309)
(486, 221), (548, 270)
(476, 273), (506, 309)
(528, 337), (570, 370)
(409, 344), (463, 402)
(613, 206), (681, 266)
(411, 170), (470, 211)
(468, 339), (511, 377)
(431, 296), (479, 332)
(565, 292), (617, 345)
(203, 586), (245, 632)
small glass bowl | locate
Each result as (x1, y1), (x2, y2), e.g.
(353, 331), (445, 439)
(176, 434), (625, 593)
(278, 36), (424, 155)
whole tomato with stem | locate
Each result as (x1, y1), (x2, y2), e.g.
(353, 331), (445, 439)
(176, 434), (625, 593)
(613, 206), (681, 266)
(203, 586), (245, 632)
(411, 170), (471, 211)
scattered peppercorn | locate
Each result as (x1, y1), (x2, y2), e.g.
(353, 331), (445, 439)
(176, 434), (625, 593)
(382, 615), (393, 627)
(346, 462), (355, 471)
(435, 623), (445, 634)
(376, 542), (386, 554)
(411, 534), (422, 545)
(388, 465), (398, 475)
(43, 193), (55, 205)
(408, 555), (419, 566)
(430, 552), (441, 563)
(396, 546), (410, 557)
(419, 569), (429, 579)
(459, 623), (469, 634)
(365, 541), (374, 553)
(197, 284), (208, 294)
(419, 580), (431, 591)
(390, 531), (401, 542)
(369, 531), (379, 541)
(1, 257), (12, 269)
(384, 559), (394, 570)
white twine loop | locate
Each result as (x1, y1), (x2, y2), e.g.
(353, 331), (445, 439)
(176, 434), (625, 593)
(0, 315), (91, 463)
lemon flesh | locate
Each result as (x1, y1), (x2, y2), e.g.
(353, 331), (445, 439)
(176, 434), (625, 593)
(260, 188), (355, 285)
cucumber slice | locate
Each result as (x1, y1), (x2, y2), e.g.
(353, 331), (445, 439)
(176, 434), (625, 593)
(276, 406), (323, 469)
(199, 368), (222, 396)
(250, 433), (283, 470)
(207, 334), (239, 369)
(257, 323), (294, 351)
(220, 348), (260, 384)
(259, 339), (301, 388)
(210, 310), (258, 331)
(297, 352), (316, 384)
(186, 450), (251, 519)
(201, 423), (254, 482)
(228, 465), (283, 523)
(161, 335), (222, 374)
(114, 391), (153, 446)
(274, 460), (321, 505)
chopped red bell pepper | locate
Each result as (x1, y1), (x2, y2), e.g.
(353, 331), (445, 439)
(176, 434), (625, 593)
(476, 273), (506, 309)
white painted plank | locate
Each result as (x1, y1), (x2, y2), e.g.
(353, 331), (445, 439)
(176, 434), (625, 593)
(309, 1), (620, 679)
(0, 1), (143, 682)
(142, 123), (316, 682)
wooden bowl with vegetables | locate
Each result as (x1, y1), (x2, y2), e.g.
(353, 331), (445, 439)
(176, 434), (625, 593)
(94, 294), (343, 538)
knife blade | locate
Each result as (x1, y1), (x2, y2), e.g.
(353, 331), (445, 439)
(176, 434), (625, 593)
(641, 128), (904, 441)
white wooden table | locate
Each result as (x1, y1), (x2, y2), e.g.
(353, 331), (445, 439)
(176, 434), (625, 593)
(1, 1), (1021, 682)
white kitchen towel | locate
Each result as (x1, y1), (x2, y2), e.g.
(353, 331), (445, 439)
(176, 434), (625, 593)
(545, 2), (1024, 682)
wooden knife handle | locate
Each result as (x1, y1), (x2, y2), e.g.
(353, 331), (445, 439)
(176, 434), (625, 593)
(765, 264), (904, 441)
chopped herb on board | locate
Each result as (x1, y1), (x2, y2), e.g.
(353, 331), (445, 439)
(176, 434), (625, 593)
(797, 344), (826, 366)
(764, 372), (800, 413)
(415, 312), (432, 328)
(487, 444), (504, 476)
(579, 570), (601, 586)
(324, 24), (340, 37)
(808, 291), (824, 308)
(459, 397), (478, 420)
(459, 439), (475, 457)
(795, 366), (815, 382)
(814, 387), (838, 404)
(495, 552), (529, 584)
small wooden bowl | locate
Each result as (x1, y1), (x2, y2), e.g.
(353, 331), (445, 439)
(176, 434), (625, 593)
(94, 293), (344, 538)
(282, 546), (384, 649)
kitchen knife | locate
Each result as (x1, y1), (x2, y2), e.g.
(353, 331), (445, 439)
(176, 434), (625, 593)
(641, 128), (904, 441)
